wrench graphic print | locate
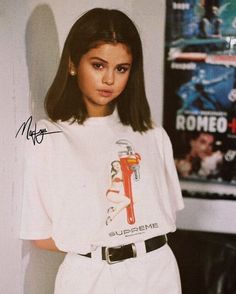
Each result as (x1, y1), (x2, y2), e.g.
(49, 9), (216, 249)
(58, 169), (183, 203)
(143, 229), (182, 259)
(116, 139), (141, 224)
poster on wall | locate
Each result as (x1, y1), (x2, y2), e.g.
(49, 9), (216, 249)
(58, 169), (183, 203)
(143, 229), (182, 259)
(163, 0), (236, 199)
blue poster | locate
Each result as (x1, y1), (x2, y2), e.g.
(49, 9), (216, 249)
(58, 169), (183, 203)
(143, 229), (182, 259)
(163, 0), (236, 197)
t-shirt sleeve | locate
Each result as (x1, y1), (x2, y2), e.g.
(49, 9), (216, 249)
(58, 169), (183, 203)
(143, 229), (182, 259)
(161, 127), (184, 212)
(20, 121), (53, 240)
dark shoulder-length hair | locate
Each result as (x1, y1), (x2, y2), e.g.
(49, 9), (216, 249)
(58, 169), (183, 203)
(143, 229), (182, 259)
(45, 8), (153, 132)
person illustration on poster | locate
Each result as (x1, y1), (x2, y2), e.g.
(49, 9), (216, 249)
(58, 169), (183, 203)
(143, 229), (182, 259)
(20, 8), (184, 294)
(198, 5), (223, 39)
(175, 132), (223, 179)
(177, 68), (230, 112)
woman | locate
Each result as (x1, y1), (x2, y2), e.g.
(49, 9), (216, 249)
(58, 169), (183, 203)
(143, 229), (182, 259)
(20, 8), (184, 294)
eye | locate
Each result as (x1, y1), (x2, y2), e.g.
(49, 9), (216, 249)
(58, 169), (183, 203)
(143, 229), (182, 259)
(92, 63), (104, 70)
(116, 65), (129, 73)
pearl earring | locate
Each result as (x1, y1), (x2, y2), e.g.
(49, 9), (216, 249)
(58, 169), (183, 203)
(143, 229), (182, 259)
(70, 70), (76, 76)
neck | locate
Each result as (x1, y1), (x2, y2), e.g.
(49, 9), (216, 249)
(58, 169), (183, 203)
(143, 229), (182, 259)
(86, 104), (115, 117)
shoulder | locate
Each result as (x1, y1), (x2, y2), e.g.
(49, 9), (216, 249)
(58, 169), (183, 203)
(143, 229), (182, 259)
(148, 125), (174, 156)
(148, 124), (169, 141)
(37, 118), (63, 131)
(24, 118), (64, 152)
(37, 118), (78, 138)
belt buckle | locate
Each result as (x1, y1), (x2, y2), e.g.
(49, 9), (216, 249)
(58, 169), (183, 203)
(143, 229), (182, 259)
(105, 243), (137, 265)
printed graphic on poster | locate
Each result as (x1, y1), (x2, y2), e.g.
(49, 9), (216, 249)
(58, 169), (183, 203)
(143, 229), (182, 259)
(163, 0), (236, 193)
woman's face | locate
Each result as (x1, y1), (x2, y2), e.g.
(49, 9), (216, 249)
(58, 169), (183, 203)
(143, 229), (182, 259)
(190, 133), (214, 159)
(74, 42), (132, 117)
(112, 161), (121, 171)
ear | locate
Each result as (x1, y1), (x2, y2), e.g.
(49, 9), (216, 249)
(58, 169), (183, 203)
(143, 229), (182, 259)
(68, 57), (77, 76)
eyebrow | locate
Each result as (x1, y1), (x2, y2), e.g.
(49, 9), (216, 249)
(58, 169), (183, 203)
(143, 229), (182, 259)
(90, 57), (131, 66)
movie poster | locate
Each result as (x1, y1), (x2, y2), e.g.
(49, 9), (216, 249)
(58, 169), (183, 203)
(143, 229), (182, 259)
(163, 0), (236, 193)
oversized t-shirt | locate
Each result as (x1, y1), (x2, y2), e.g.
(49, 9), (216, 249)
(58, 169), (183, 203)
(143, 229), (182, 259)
(20, 110), (184, 254)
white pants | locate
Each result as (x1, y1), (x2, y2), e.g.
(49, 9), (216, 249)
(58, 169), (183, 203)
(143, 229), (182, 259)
(54, 244), (182, 294)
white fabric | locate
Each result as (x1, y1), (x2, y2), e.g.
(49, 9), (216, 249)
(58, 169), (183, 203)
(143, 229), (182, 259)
(54, 244), (182, 294)
(20, 110), (184, 254)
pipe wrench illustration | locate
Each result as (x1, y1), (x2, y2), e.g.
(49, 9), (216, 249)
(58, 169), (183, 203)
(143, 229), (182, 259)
(116, 139), (141, 224)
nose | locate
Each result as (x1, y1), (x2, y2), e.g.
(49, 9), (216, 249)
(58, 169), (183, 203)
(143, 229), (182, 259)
(102, 69), (114, 85)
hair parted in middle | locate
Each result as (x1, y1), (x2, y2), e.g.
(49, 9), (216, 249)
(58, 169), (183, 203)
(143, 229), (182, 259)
(45, 8), (153, 132)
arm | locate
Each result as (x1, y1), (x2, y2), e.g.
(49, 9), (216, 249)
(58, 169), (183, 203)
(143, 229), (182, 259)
(203, 72), (229, 86)
(199, 18), (208, 38)
(32, 238), (64, 252)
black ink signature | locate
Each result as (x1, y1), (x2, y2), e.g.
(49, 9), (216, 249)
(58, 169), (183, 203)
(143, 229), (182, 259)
(15, 116), (62, 145)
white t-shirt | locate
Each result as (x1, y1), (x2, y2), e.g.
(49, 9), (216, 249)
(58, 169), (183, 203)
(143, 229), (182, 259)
(20, 110), (184, 254)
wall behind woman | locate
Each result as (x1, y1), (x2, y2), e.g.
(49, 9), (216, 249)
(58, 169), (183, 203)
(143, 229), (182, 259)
(1, 1), (165, 293)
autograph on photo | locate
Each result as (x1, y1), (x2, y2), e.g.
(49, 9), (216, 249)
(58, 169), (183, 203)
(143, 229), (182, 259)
(15, 116), (62, 145)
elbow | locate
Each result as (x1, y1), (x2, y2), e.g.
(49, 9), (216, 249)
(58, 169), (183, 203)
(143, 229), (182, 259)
(32, 239), (45, 249)
(31, 238), (61, 252)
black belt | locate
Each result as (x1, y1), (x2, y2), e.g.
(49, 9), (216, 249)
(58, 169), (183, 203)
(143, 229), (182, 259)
(79, 235), (167, 264)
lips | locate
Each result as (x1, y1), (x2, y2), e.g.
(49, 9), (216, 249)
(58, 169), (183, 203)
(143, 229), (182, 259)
(98, 89), (113, 97)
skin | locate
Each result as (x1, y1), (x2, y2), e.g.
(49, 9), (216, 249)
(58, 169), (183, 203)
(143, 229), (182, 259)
(32, 43), (133, 251)
(175, 133), (214, 177)
(71, 42), (132, 117)
(32, 238), (62, 252)
(189, 133), (214, 159)
(106, 161), (130, 225)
